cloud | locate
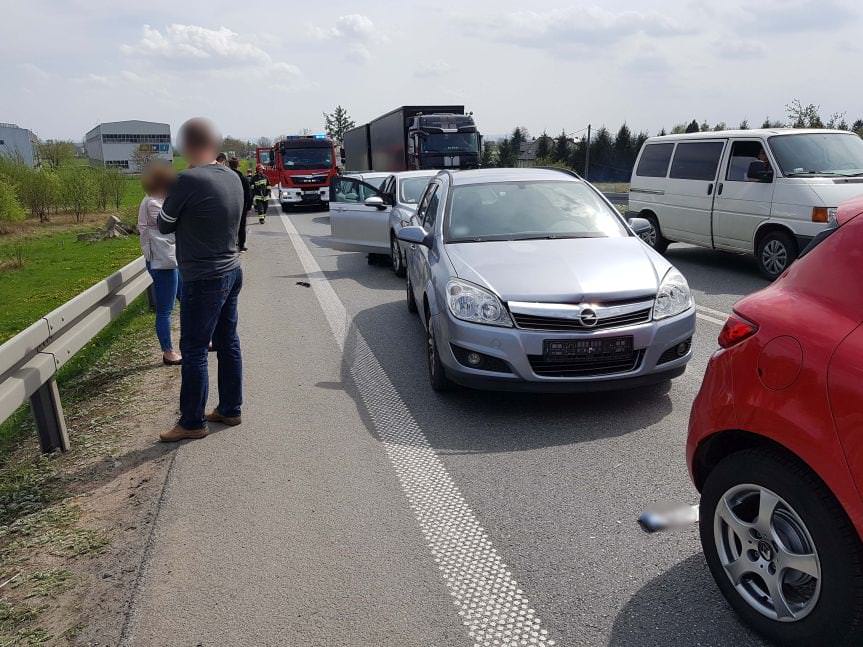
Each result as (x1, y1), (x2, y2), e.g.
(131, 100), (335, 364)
(719, 39), (767, 59)
(309, 14), (384, 62)
(742, 0), (857, 32)
(621, 53), (671, 77)
(71, 73), (109, 85)
(477, 6), (692, 57)
(414, 60), (452, 78)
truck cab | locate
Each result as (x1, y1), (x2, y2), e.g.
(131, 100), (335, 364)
(407, 113), (480, 170)
(255, 135), (339, 210)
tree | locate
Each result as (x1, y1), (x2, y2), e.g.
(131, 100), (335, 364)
(853, 119), (863, 136)
(323, 105), (356, 143)
(222, 136), (253, 157)
(17, 167), (59, 221)
(658, 128), (668, 136)
(0, 179), (25, 222)
(551, 130), (569, 163)
(588, 127), (613, 180)
(535, 131), (552, 159)
(761, 117), (784, 128)
(37, 139), (76, 168)
(257, 136), (272, 148)
(786, 99), (823, 128)
(101, 167), (126, 210)
(496, 137), (517, 167)
(738, 119), (750, 130)
(59, 165), (95, 223)
(699, 120), (711, 132)
(131, 145), (159, 172)
(510, 127), (528, 160)
(684, 120), (700, 133)
(712, 122), (727, 131)
(481, 140), (496, 167)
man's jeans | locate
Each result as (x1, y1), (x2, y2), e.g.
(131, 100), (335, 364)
(179, 267), (243, 429)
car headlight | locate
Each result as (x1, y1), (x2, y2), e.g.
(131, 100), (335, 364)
(653, 268), (692, 320)
(446, 279), (513, 327)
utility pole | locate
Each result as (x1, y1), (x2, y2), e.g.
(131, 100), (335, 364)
(584, 124), (591, 181)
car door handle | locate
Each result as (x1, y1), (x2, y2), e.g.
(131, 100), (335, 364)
(707, 183), (714, 196)
(717, 182), (724, 195)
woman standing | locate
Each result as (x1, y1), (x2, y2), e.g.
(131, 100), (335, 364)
(138, 163), (182, 365)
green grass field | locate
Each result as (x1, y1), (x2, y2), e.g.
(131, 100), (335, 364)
(0, 229), (142, 345)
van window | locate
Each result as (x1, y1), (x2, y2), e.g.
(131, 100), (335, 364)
(726, 141), (769, 182)
(635, 143), (674, 177)
(669, 142), (725, 181)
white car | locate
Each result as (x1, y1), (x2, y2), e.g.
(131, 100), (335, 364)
(329, 170), (436, 274)
(628, 128), (863, 278)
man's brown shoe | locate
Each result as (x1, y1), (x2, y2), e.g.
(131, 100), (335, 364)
(205, 409), (242, 426)
(159, 424), (208, 443)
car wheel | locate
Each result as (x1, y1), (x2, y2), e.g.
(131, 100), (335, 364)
(280, 203), (289, 213)
(406, 274), (418, 314)
(425, 311), (452, 392)
(700, 448), (863, 647)
(757, 231), (798, 280)
(391, 235), (406, 277)
(642, 214), (669, 253)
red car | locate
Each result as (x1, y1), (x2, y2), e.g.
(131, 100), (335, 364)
(687, 195), (863, 646)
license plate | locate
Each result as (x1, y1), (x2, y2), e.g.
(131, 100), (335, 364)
(303, 190), (318, 195)
(543, 336), (633, 360)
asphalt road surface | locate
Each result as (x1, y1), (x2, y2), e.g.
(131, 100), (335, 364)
(123, 202), (773, 647)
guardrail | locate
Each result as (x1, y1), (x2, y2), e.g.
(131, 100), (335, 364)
(0, 256), (152, 453)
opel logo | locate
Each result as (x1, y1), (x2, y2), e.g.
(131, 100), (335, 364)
(580, 308), (598, 328)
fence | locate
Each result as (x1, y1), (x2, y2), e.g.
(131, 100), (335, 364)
(0, 256), (151, 452)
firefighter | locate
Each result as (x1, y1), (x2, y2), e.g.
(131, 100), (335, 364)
(251, 164), (270, 224)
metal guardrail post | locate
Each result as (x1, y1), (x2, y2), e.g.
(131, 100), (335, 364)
(29, 377), (70, 452)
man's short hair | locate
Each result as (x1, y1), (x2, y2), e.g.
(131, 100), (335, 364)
(216, 152), (227, 163)
(140, 161), (176, 195)
(228, 157), (240, 170)
(178, 118), (220, 155)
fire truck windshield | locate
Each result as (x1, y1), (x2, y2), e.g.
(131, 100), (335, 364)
(281, 147), (333, 169)
(422, 133), (478, 155)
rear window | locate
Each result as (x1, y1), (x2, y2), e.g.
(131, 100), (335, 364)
(635, 143), (674, 177)
(669, 141), (725, 181)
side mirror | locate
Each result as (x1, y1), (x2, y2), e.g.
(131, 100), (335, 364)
(627, 217), (653, 236)
(364, 196), (386, 209)
(746, 161), (774, 183)
(398, 225), (433, 248)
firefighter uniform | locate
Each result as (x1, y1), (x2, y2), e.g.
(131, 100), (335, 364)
(251, 167), (270, 223)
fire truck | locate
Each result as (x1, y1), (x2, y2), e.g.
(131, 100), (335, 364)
(255, 135), (339, 210)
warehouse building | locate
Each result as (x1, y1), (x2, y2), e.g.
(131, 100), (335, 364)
(85, 120), (172, 172)
(0, 123), (36, 167)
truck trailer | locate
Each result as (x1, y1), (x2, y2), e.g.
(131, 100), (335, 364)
(344, 106), (481, 172)
(255, 135), (339, 210)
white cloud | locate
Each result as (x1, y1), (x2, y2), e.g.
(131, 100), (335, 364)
(309, 14), (384, 62)
(478, 6), (692, 57)
(414, 60), (452, 78)
(719, 40), (767, 59)
(71, 73), (109, 85)
(122, 24), (270, 65)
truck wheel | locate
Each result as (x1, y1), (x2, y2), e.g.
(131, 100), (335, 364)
(700, 448), (863, 647)
(642, 214), (669, 253)
(757, 230), (797, 280)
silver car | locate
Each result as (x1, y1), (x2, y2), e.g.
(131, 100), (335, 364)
(329, 170), (436, 274)
(398, 167), (696, 392)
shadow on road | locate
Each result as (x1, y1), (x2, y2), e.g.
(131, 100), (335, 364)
(609, 554), (765, 647)
(341, 297), (675, 454)
(666, 245), (768, 298)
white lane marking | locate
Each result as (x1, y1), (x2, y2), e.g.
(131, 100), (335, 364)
(696, 304), (732, 319)
(280, 215), (556, 647)
(696, 312), (726, 326)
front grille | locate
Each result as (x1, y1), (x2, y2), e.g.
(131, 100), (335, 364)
(292, 176), (326, 185)
(528, 350), (643, 377)
(513, 308), (652, 332)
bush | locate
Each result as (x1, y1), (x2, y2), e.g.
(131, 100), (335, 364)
(16, 167), (60, 222)
(0, 180), (25, 222)
(58, 164), (95, 223)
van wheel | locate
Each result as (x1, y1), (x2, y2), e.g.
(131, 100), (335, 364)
(642, 214), (669, 253)
(757, 231), (798, 280)
(700, 448), (863, 646)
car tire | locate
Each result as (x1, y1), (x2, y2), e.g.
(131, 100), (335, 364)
(700, 448), (863, 647)
(280, 203), (289, 213)
(641, 214), (670, 253)
(425, 311), (452, 392)
(391, 234), (406, 277)
(406, 275), (418, 314)
(756, 230), (798, 280)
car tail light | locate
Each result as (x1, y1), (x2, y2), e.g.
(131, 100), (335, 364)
(718, 314), (758, 349)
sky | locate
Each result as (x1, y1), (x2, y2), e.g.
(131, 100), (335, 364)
(2, 0), (862, 142)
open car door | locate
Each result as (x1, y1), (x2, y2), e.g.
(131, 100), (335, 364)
(329, 176), (392, 253)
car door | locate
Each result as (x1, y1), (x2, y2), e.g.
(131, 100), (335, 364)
(415, 183), (442, 300)
(329, 176), (391, 253)
(406, 183), (436, 301)
(712, 139), (776, 251)
(661, 139), (727, 247)
(829, 322), (863, 494)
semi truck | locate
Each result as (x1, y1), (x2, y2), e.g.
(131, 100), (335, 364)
(255, 134), (339, 210)
(343, 106), (481, 172)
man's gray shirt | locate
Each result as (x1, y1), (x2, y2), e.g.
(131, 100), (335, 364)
(158, 164), (244, 282)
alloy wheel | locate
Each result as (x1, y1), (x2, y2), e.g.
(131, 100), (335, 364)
(641, 222), (658, 248)
(762, 240), (788, 276)
(391, 238), (402, 273)
(714, 483), (821, 622)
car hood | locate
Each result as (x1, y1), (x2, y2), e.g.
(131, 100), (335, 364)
(444, 237), (670, 303)
(803, 180), (863, 207)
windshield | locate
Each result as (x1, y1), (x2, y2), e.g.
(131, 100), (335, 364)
(399, 176), (434, 204)
(282, 147), (333, 170)
(768, 133), (863, 177)
(422, 133), (478, 155)
(445, 181), (628, 243)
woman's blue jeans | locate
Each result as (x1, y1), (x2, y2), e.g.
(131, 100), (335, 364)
(147, 263), (181, 352)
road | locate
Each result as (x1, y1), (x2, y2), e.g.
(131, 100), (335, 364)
(123, 202), (772, 647)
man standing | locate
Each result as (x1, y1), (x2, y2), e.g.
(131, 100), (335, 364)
(228, 157), (251, 251)
(157, 118), (244, 442)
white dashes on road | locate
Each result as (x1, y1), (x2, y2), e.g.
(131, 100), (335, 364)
(279, 215), (556, 647)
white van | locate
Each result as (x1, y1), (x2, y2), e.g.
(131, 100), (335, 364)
(628, 129), (863, 278)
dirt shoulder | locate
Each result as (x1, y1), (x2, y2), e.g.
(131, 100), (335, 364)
(0, 300), (180, 646)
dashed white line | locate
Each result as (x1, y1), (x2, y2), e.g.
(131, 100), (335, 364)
(279, 215), (556, 647)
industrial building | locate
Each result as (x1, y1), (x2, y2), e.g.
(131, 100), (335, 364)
(0, 123), (36, 166)
(85, 120), (172, 172)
